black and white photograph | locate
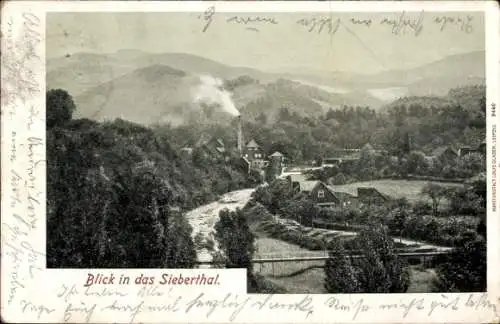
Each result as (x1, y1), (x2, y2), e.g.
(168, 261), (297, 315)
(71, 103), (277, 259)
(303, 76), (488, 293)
(46, 9), (487, 295)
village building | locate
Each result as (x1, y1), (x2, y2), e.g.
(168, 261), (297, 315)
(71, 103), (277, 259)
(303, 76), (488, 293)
(458, 146), (476, 157)
(431, 146), (459, 163)
(321, 143), (386, 167)
(287, 176), (358, 208)
(323, 149), (361, 166)
(357, 187), (390, 205)
(240, 138), (269, 173)
(269, 151), (285, 169)
(266, 151), (286, 180)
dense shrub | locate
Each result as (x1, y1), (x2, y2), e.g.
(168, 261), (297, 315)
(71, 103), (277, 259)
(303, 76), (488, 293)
(433, 232), (486, 292)
(388, 214), (479, 247)
(214, 208), (256, 291)
(254, 219), (330, 251)
(325, 225), (410, 293)
(324, 240), (362, 293)
(215, 208), (255, 270)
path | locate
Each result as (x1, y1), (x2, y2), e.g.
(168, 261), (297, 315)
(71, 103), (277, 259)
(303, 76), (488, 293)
(185, 188), (255, 267)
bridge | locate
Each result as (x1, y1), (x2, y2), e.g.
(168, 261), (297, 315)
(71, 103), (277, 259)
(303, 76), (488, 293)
(195, 250), (453, 274)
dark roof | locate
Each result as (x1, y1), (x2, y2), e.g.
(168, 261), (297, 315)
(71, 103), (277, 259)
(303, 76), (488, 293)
(357, 187), (391, 201)
(431, 146), (458, 157)
(246, 139), (260, 148)
(325, 186), (356, 201)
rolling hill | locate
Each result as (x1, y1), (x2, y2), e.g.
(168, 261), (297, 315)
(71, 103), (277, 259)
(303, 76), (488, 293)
(47, 51), (273, 97)
(73, 64), (204, 125)
(47, 50), (485, 125)
(73, 65), (359, 125)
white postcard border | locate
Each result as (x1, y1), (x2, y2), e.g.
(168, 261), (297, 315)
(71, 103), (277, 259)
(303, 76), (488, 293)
(1, 1), (499, 323)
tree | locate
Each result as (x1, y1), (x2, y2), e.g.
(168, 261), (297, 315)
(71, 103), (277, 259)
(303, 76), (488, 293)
(406, 151), (429, 175)
(165, 213), (197, 268)
(46, 89), (76, 128)
(389, 200), (409, 242)
(421, 183), (448, 216)
(324, 225), (410, 293)
(433, 232), (486, 292)
(214, 208), (256, 276)
(332, 172), (347, 185)
(324, 240), (362, 293)
(457, 153), (485, 178)
(447, 187), (484, 215)
(354, 224), (410, 293)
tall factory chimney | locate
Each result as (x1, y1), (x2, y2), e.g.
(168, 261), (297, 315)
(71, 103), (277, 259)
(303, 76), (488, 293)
(237, 115), (243, 155)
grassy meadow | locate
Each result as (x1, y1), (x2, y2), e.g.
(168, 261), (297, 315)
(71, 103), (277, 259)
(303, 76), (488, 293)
(330, 179), (463, 204)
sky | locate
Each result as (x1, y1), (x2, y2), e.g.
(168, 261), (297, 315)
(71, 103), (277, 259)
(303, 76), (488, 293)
(46, 11), (485, 74)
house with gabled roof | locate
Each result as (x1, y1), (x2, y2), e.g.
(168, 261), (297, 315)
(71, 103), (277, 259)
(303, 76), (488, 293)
(239, 138), (268, 173)
(287, 177), (356, 208)
(242, 138), (268, 169)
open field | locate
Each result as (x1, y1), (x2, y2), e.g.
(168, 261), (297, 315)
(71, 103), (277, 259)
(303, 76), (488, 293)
(330, 179), (463, 203)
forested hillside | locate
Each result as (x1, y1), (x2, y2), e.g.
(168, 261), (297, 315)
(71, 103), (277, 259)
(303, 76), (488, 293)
(165, 84), (486, 165)
(46, 89), (252, 268)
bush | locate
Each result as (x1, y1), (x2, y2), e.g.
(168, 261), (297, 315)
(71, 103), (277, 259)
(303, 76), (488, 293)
(324, 225), (410, 293)
(214, 208), (255, 272)
(447, 187), (484, 215)
(324, 240), (362, 293)
(433, 234), (486, 292)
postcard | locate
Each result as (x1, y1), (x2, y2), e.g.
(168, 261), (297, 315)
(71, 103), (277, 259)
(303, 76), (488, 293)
(1, 1), (499, 323)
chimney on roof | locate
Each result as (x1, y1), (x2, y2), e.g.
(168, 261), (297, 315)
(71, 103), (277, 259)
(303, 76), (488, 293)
(237, 115), (243, 154)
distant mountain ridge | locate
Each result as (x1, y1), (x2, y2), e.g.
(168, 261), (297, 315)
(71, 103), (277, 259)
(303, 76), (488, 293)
(47, 50), (486, 125)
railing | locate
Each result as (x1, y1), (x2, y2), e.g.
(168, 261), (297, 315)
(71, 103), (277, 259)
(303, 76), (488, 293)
(194, 250), (453, 265)
(252, 250), (452, 263)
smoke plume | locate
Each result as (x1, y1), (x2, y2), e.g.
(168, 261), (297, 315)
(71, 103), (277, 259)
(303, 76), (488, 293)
(192, 75), (240, 116)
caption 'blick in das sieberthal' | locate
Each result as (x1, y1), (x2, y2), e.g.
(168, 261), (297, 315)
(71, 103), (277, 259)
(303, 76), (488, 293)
(84, 273), (220, 287)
